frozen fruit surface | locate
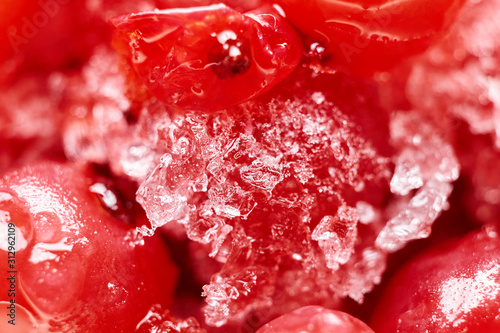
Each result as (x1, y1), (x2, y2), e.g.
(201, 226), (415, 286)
(371, 227), (500, 332)
(273, 0), (466, 73)
(375, 111), (459, 252)
(123, 67), (459, 327)
(136, 305), (207, 333)
(0, 0), (157, 78)
(256, 305), (374, 333)
(58, 47), (132, 165)
(111, 4), (302, 111)
(0, 162), (178, 332)
(403, 0), (500, 225)
(1, 0), (105, 74)
(407, 0), (500, 143)
(0, 73), (65, 174)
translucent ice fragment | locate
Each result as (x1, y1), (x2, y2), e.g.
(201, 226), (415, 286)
(378, 111), (459, 252)
(207, 156), (228, 183)
(240, 157), (284, 193)
(377, 177), (453, 252)
(337, 247), (387, 303)
(312, 206), (359, 271)
(136, 154), (190, 235)
(117, 143), (158, 181)
(187, 217), (226, 244)
(223, 134), (256, 160)
(203, 267), (275, 327)
(208, 183), (255, 219)
(203, 282), (240, 327)
(389, 112), (459, 196)
(136, 304), (207, 333)
(192, 173), (209, 192)
(187, 217), (233, 257)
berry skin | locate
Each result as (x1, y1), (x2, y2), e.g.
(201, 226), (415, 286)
(273, 0), (466, 74)
(0, 161), (178, 332)
(256, 306), (375, 333)
(1, 0), (108, 74)
(111, 4), (302, 111)
(371, 227), (500, 332)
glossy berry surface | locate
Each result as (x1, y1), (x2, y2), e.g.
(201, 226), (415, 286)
(0, 162), (178, 332)
(111, 4), (302, 111)
(371, 227), (500, 332)
(1, 0), (499, 332)
(256, 306), (375, 333)
(273, 0), (466, 73)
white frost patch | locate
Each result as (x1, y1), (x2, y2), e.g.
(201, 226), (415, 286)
(377, 112), (459, 252)
(89, 183), (118, 211)
(312, 206), (359, 271)
(29, 237), (73, 264)
(439, 264), (500, 327)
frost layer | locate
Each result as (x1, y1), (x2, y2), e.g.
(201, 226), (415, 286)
(407, 0), (500, 145)
(405, 0), (500, 224)
(127, 70), (459, 327)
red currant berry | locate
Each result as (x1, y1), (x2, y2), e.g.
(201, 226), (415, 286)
(273, 0), (466, 74)
(0, 162), (178, 332)
(371, 227), (500, 332)
(111, 4), (302, 111)
(256, 306), (375, 333)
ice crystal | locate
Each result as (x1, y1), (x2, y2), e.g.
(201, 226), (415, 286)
(312, 206), (359, 271)
(136, 305), (206, 333)
(127, 69), (462, 326)
(59, 47), (131, 164)
(131, 70), (403, 326)
(404, 0), (500, 225)
(61, 55), (460, 327)
(377, 111), (459, 252)
(406, 0), (500, 145)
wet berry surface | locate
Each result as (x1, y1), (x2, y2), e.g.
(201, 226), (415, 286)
(1, 0), (499, 332)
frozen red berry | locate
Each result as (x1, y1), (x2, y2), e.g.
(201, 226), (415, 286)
(256, 306), (375, 333)
(371, 227), (500, 332)
(0, 162), (178, 332)
(273, 0), (466, 74)
(111, 4), (302, 111)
